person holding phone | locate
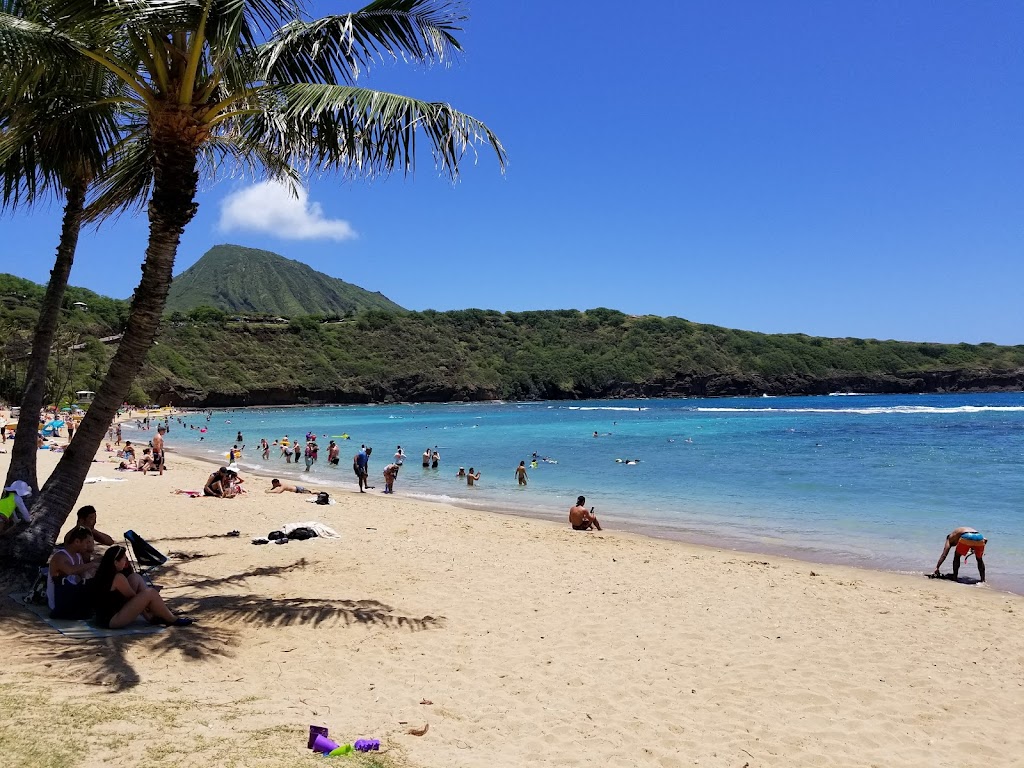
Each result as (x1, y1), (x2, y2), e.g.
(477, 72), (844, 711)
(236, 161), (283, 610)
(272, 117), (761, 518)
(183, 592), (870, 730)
(568, 496), (602, 531)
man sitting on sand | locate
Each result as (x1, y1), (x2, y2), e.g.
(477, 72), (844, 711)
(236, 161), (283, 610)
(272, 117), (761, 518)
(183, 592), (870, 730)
(569, 496), (602, 531)
(266, 479), (315, 494)
(47, 527), (97, 619)
(933, 526), (987, 582)
(76, 505), (115, 549)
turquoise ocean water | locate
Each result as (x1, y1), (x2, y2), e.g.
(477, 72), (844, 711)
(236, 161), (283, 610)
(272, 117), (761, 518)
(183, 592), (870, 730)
(135, 393), (1024, 594)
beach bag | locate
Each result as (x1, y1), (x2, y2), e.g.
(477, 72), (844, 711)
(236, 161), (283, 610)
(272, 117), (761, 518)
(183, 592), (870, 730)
(315, 492), (330, 505)
(287, 526), (318, 540)
(25, 567), (48, 606)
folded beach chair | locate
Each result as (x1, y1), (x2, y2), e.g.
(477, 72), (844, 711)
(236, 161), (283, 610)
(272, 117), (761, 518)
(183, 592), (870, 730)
(124, 529), (168, 575)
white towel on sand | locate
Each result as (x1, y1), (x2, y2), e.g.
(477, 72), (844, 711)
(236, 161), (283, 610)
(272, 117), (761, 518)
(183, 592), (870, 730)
(281, 521), (340, 539)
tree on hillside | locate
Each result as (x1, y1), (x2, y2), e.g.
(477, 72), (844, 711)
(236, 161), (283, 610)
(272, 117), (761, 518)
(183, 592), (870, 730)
(0, 0), (505, 566)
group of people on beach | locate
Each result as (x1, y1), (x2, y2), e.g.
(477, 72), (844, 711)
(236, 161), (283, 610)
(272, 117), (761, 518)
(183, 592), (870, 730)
(102, 411), (990, 584)
(45, 506), (193, 628)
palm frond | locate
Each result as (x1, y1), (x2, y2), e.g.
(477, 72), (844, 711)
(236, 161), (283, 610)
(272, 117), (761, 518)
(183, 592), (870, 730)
(241, 83), (505, 179)
(258, 0), (466, 86)
(0, 12), (84, 91)
(197, 131), (302, 191)
(0, 66), (129, 211)
(83, 129), (153, 222)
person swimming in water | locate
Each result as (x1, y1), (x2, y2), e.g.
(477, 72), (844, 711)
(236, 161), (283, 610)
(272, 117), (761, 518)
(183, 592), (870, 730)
(933, 527), (987, 582)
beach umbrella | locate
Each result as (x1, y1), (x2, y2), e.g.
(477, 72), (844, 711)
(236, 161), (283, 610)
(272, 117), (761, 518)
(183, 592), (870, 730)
(51, 420), (65, 428)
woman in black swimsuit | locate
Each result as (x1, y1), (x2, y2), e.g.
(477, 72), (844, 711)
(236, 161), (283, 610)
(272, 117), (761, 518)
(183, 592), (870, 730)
(91, 546), (193, 628)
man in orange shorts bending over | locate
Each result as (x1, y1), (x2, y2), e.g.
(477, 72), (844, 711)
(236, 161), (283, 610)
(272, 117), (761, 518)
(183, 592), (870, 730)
(933, 527), (987, 582)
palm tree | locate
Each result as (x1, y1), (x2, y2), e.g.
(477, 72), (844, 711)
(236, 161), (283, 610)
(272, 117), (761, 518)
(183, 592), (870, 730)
(0, 0), (505, 565)
(0, 1), (136, 495)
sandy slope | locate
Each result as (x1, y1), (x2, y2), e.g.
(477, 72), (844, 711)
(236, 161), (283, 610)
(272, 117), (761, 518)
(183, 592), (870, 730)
(1, 442), (1022, 768)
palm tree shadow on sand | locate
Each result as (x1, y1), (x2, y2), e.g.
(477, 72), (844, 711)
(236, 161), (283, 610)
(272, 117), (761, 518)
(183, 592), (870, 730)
(6, 557), (444, 690)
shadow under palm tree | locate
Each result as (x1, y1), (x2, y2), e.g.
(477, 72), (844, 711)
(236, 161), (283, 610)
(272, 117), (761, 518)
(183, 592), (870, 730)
(5, 556), (442, 693)
(5, 609), (142, 691)
(159, 557), (311, 592)
(177, 594), (444, 631)
(4, 599), (243, 691)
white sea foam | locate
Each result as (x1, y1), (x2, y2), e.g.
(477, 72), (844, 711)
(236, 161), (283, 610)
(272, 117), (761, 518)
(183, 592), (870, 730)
(405, 492), (475, 506)
(564, 406), (649, 412)
(694, 405), (1024, 415)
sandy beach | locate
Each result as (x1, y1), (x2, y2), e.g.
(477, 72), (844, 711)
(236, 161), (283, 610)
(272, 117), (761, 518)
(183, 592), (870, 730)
(2, 441), (1023, 768)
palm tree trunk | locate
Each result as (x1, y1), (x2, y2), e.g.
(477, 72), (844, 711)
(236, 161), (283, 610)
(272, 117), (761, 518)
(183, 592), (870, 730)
(4, 179), (88, 495)
(1, 133), (199, 568)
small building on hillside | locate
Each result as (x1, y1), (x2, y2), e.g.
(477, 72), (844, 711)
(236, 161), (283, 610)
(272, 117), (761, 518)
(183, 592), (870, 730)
(75, 390), (96, 405)
(72, 301), (88, 312)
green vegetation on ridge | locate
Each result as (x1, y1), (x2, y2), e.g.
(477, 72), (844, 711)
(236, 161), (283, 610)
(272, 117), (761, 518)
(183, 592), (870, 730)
(143, 308), (1024, 403)
(164, 244), (404, 317)
(3, 275), (1023, 406)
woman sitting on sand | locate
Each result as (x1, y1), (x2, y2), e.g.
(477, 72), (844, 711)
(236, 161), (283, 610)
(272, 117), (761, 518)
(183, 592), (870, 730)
(90, 545), (193, 628)
(203, 467), (235, 498)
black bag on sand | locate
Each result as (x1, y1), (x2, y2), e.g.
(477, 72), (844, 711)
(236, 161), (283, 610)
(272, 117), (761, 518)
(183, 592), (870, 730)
(315, 492), (330, 505)
(287, 527), (317, 541)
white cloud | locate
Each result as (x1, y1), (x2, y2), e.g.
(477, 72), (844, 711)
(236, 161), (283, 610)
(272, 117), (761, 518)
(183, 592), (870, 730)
(218, 180), (357, 241)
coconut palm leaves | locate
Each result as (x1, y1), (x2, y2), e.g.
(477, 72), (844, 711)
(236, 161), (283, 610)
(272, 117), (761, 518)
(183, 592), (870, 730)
(0, 0), (504, 564)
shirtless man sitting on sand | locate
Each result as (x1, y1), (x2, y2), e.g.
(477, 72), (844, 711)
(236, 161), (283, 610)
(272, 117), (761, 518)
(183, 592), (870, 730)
(266, 479), (315, 494)
(569, 496), (601, 531)
(933, 526), (987, 582)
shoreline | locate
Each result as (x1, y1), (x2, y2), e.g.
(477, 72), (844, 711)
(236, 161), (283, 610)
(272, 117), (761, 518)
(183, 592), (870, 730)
(150, 427), (1021, 597)
(3, 441), (1024, 767)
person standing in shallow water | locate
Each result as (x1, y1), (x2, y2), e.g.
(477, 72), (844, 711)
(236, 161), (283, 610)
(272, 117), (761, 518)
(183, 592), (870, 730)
(514, 460), (529, 486)
(354, 446), (372, 492)
(431, 449), (440, 469)
(422, 447), (431, 468)
(934, 527), (987, 582)
(152, 425), (166, 476)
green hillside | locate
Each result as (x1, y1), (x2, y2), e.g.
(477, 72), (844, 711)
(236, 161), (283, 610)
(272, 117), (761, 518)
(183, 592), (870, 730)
(164, 244), (404, 316)
(2, 272), (1023, 408)
(136, 309), (1024, 405)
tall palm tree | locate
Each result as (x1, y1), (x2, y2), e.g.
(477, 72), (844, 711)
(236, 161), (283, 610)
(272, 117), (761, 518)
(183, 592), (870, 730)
(0, 0), (505, 565)
(0, 2), (135, 495)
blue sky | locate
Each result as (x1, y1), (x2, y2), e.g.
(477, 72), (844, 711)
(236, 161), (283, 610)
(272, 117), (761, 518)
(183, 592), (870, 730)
(0, 1), (1021, 344)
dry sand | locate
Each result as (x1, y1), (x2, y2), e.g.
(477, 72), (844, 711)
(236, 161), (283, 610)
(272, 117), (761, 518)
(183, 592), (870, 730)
(1, 440), (1023, 768)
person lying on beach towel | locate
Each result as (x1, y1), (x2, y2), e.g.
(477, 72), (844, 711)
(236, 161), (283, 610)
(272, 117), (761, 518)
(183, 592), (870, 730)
(266, 479), (315, 494)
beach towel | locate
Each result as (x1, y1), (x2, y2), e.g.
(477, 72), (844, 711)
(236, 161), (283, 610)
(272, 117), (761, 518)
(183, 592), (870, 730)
(281, 521), (340, 539)
(83, 477), (128, 484)
(10, 594), (166, 639)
